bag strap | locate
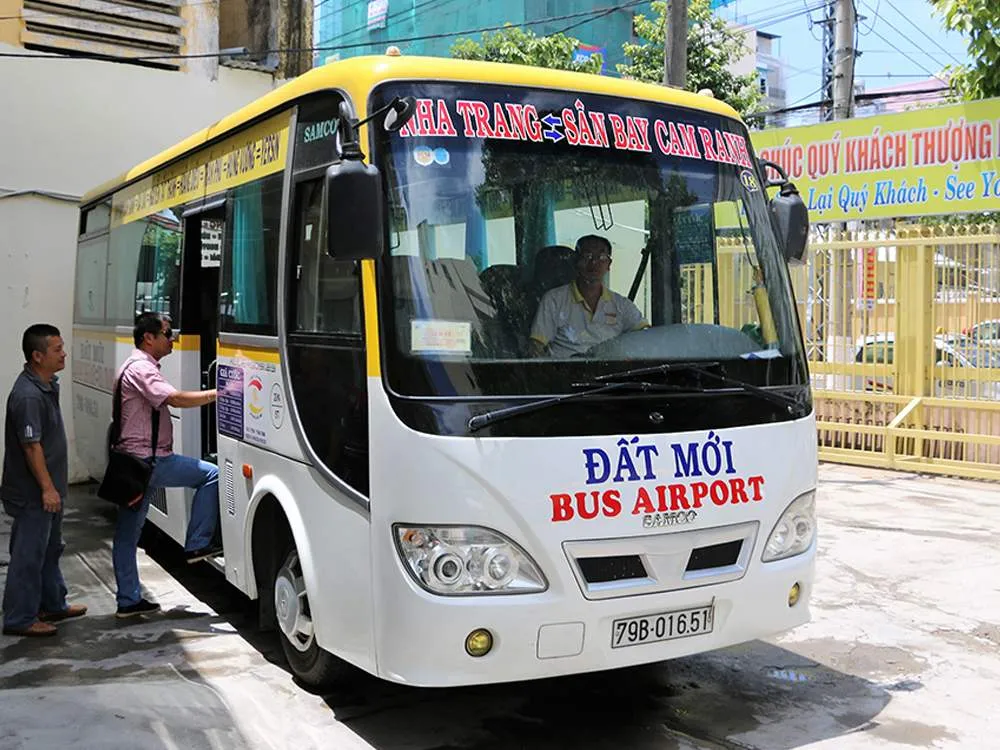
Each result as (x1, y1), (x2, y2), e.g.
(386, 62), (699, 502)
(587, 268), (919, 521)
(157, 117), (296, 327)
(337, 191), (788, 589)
(111, 360), (161, 459)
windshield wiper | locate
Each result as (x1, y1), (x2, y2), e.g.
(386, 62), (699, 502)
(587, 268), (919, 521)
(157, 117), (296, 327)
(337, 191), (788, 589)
(594, 361), (806, 415)
(467, 381), (679, 433)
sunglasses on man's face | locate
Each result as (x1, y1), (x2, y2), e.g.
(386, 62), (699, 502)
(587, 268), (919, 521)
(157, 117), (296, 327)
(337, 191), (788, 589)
(578, 251), (611, 262)
(159, 328), (174, 340)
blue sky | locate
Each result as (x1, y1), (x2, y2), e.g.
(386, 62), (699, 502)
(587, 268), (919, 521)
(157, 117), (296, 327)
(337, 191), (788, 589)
(718, 0), (971, 105)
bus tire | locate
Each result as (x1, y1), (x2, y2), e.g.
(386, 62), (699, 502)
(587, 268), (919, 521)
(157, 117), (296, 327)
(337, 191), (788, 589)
(273, 545), (348, 689)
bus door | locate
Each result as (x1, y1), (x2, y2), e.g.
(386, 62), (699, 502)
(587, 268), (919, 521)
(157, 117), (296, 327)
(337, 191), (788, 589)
(180, 202), (226, 463)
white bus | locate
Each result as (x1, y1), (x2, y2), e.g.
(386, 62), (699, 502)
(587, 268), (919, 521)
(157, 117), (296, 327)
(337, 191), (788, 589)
(73, 54), (816, 688)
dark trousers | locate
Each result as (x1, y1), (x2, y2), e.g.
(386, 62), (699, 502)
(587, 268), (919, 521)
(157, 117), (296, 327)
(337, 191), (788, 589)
(2, 500), (67, 630)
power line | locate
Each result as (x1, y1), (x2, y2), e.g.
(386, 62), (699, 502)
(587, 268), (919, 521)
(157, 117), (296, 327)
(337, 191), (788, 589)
(755, 84), (947, 117)
(864, 24), (946, 82)
(0, 0), (651, 62)
(859, 0), (949, 75)
(879, 0), (963, 66)
(857, 0), (879, 35)
(802, 0), (827, 42)
(741, 0), (811, 26)
(752, 0), (832, 30)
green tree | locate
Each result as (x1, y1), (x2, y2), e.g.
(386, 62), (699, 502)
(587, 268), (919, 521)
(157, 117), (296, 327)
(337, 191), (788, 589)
(450, 25), (603, 74)
(619, 0), (761, 117)
(931, 0), (1000, 100)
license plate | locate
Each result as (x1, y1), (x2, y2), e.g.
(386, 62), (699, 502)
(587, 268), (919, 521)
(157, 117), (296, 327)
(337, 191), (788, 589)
(611, 605), (714, 648)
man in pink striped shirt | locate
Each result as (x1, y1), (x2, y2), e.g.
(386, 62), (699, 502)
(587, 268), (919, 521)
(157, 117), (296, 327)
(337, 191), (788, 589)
(111, 312), (218, 618)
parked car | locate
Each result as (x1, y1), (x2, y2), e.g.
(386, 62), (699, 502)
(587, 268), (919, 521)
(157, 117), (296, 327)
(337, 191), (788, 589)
(854, 334), (1000, 399)
(962, 319), (1000, 347)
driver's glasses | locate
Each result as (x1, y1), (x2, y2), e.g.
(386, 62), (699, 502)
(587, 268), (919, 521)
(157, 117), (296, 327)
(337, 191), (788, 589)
(578, 252), (610, 263)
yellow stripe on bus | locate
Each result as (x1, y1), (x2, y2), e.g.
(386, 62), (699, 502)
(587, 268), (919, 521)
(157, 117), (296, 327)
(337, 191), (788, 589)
(362, 259), (381, 377)
(218, 343), (281, 364)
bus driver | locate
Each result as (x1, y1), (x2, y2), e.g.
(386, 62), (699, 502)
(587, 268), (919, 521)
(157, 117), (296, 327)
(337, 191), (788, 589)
(529, 235), (649, 358)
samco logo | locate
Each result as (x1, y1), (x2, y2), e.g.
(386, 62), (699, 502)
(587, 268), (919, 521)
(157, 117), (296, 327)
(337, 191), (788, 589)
(247, 377), (264, 419)
(547, 432), (765, 525)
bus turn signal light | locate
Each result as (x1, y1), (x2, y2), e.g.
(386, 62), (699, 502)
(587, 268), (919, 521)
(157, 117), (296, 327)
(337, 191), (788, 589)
(242, 464), (253, 479)
(788, 583), (801, 607)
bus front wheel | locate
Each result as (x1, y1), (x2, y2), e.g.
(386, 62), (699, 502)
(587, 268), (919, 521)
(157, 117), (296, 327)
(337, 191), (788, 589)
(273, 547), (347, 689)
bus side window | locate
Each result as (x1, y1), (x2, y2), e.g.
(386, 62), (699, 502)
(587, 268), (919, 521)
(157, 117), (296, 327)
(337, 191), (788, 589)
(220, 174), (283, 334)
(286, 178), (368, 496)
(74, 235), (109, 325)
(129, 211), (181, 322)
(293, 179), (361, 334)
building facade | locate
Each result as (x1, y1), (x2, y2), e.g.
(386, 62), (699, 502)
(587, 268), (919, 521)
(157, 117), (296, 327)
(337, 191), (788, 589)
(314, 0), (653, 72)
(0, 0), (310, 480)
(313, 1), (786, 117)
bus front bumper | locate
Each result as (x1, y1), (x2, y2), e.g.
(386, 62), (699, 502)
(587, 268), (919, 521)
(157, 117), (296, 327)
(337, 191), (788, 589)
(370, 546), (815, 687)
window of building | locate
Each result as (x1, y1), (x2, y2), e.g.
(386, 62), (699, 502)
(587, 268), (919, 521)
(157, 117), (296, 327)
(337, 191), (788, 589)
(220, 174), (283, 334)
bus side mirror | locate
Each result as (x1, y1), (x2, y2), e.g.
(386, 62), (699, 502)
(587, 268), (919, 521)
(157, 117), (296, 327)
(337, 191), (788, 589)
(770, 183), (809, 265)
(325, 161), (384, 260)
(760, 158), (808, 265)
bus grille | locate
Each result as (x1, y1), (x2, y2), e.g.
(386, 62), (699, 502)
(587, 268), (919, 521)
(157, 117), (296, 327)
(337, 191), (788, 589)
(686, 540), (743, 572)
(577, 555), (647, 584)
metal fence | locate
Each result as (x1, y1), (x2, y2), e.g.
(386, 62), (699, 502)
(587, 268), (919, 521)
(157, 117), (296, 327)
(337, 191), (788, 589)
(794, 224), (1000, 480)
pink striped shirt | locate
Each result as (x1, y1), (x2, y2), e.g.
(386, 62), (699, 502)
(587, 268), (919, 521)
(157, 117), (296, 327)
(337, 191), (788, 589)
(115, 349), (177, 458)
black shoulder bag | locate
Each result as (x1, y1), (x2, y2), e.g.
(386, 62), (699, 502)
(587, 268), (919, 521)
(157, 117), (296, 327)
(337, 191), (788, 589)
(97, 361), (160, 509)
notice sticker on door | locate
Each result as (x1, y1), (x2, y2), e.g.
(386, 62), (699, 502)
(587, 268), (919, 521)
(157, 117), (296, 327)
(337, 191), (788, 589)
(217, 364), (244, 439)
(411, 319), (472, 354)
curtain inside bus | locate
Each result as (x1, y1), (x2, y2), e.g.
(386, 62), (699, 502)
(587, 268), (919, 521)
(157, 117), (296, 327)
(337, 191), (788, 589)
(230, 182), (268, 326)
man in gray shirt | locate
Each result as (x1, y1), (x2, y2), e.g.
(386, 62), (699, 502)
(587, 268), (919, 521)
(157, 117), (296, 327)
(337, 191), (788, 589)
(1, 324), (87, 637)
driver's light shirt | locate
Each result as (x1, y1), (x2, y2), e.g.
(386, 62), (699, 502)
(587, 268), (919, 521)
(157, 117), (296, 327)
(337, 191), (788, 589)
(531, 282), (648, 358)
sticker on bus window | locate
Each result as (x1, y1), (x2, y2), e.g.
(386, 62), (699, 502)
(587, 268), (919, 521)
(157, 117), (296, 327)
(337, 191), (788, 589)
(740, 169), (760, 192)
(414, 146), (435, 166)
(411, 319), (472, 354)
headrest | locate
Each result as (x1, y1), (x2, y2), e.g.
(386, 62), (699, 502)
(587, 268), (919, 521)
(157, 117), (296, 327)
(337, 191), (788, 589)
(532, 245), (576, 294)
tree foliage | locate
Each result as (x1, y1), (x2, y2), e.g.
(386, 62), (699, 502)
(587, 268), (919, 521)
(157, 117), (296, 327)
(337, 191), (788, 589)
(450, 25), (603, 74)
(931, 0), (1000, 100)
(618, 0), (761, 117)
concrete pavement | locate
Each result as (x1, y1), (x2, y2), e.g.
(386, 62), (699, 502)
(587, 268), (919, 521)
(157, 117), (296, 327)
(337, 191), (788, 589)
(1, 464), (999, 749)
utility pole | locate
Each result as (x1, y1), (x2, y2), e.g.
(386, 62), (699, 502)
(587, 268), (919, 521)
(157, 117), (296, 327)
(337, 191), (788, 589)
(663, 0), (688, 88)
(819, 1), (836, 121)
(827, 0), (858, 375)
(832, 0), (857, 120)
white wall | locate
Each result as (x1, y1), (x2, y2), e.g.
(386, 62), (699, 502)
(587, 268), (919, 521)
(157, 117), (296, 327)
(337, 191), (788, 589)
(0, 46), (278, 482)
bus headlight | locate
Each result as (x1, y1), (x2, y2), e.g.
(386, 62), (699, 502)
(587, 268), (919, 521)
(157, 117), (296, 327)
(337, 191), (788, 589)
(762, 491), (816, 562)
(394, 525), (547, 595)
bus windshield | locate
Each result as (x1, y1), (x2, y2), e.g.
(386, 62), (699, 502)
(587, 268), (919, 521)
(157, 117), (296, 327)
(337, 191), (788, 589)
(372, 82), (807, 399)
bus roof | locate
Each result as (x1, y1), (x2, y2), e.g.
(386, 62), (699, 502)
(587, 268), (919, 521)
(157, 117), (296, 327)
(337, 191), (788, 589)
(81, 54), (743, 205)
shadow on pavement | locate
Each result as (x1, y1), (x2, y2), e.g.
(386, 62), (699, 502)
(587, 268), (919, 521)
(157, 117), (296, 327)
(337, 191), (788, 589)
(315, 644), (891, 750)
(0, 485), (254, 749)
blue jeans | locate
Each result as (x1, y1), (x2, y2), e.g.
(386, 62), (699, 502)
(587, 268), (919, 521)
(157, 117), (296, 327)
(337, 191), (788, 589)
(112, 454), (219, 608)
(2, 500), (68, 630)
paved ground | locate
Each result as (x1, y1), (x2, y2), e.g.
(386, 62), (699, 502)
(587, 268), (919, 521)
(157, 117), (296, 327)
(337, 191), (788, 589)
(2, 463), (999, 749)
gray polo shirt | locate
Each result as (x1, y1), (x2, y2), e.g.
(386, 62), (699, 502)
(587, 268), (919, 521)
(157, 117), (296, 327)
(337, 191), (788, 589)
(530, 282), (648, 358)
(1, 366), (68, 509)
